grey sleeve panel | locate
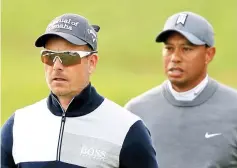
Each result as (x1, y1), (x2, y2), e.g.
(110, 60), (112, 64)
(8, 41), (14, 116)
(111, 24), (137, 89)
(1, 114), (17, 168)
(207, 127), (237, 168)
(119, 120), (158, 168)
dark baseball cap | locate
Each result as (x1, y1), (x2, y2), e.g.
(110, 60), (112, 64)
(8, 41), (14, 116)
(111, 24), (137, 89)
(156, 11), (214, 46)
(35, 13), (100, 50)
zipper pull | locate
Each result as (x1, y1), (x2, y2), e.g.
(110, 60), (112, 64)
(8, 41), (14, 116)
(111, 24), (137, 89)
(62, 112), (66, 122)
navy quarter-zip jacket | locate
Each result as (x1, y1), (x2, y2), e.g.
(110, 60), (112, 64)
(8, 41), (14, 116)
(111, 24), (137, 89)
(1, 84), (158, 168)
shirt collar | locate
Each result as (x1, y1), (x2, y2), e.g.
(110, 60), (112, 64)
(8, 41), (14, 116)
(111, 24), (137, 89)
(47, 83), (104, 117)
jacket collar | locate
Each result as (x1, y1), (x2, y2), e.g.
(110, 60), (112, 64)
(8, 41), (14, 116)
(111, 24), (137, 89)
(47, 83), (104, 117)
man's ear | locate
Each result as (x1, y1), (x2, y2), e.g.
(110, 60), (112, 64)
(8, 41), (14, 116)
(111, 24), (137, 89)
(88, 54), (98, 74)
(205, 47), (216, 64)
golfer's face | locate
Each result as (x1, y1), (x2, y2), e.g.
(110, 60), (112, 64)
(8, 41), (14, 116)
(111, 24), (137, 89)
(43, 36), (95, 97)
(162, 32), (213, 89)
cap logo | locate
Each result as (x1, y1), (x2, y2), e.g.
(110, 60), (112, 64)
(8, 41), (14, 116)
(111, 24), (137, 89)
(47, 18), (79, 32)
(87, 29), (97, 42)
(176, 13), (188, 25)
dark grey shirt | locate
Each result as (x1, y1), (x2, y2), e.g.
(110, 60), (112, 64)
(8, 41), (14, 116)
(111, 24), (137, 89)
(125, 78), (237, 168)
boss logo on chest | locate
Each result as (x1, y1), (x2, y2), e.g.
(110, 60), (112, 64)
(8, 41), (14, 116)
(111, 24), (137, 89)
(80, 145), (107, 161)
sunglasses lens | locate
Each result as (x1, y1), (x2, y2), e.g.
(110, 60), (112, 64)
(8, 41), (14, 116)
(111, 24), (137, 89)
(41, 53), (55, 66)
(60, 54), (81, 66)
(41, 51), (81, 66)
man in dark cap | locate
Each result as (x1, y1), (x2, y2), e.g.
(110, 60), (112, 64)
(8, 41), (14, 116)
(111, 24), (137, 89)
(1, 13), (158, 168)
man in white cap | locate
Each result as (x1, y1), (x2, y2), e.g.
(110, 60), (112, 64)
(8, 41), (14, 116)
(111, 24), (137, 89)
(125, 11), (237, 168)
(1, 13), (158, 168)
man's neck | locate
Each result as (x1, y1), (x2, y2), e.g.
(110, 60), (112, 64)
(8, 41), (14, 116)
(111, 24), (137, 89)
(172, 73), (208, 92)
(58, 96), (75, 111)
(168, 74), (209, 101)
(56, 82), (90, 111)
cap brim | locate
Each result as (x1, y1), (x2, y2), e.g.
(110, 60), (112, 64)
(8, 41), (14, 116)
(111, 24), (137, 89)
(155, 29), (205, 45)
(35, 32), (87, 47)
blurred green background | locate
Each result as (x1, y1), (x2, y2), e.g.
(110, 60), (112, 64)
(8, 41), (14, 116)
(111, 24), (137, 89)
(2, 0), (237, 124)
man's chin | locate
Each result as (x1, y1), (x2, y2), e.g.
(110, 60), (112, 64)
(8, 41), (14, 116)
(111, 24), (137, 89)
(51, 89), (69, 97)
(168, 77), (186, 86)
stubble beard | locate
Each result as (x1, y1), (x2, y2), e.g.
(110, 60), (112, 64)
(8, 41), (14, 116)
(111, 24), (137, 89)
(52, 87), (72, 97)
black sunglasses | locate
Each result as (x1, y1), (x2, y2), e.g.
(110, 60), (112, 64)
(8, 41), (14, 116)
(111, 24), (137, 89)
(41, 49), (98, 66)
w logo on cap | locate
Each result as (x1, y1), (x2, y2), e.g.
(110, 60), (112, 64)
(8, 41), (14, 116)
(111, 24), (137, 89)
(176, 13), (188, 25)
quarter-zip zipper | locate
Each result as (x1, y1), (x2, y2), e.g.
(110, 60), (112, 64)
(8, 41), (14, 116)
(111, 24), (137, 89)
(54, 96), (74, 161)
(56, 110), (66, 161)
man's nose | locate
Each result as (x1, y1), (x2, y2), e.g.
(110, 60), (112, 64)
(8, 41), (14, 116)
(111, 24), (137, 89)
(53, 57), (63, 70)
(170, 49), (182, 63)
